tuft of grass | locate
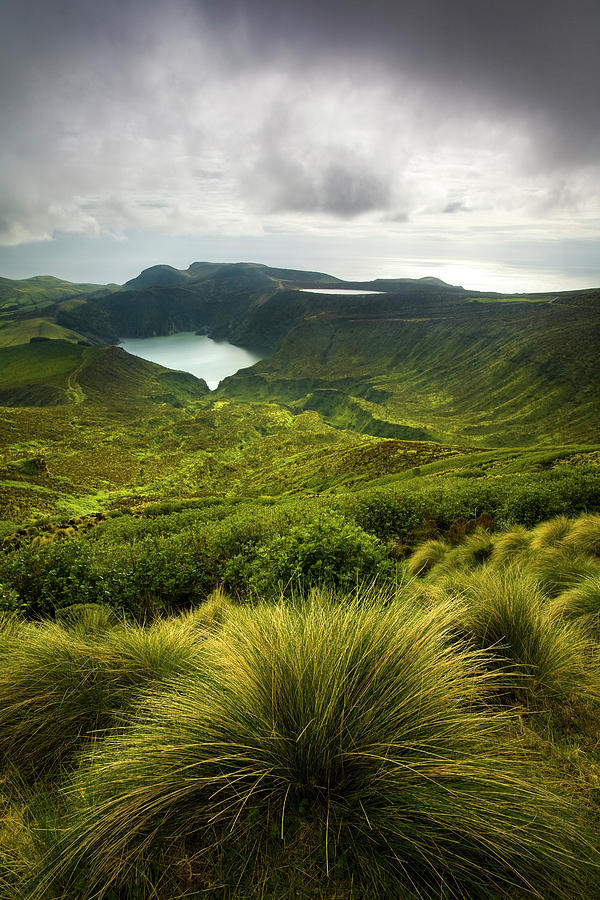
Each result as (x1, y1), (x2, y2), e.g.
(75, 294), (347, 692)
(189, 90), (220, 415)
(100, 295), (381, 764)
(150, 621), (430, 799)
(54, 603), (116, 635)
(551, 573), (600, 637)
(0, 770), (63, 900)
(563, 514), (600, 557)
(530, 515), (574, 550)
(36, 595), (599, 899)
(405, 538), (448, 576)
(429, 530), (495, 577)
(0, 619), (203, 775)
(445, 566), (600, 708)
(490, 526), (532, 566)
(175, 585), (232, 633)
(526, 546), (600, 598)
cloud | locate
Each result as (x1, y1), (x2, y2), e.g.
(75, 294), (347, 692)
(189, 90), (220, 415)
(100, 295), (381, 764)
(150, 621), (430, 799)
(443, 201), (470, 215)
(0, 0), (598, 263)
(242, 148), (392, 217)
(196, 0), (600, 167)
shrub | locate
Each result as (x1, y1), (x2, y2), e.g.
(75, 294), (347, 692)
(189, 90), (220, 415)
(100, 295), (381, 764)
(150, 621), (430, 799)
(0, 583), (20, 614)
(344, 490), (422, 540)
(223, 513), (390, 598)
(38, 597), (599, 899)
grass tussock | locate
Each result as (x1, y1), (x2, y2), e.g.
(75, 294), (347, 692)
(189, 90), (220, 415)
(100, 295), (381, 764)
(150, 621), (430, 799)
(430, 529), (495, 576)
(441, 567), (600, 708)
(551, 573), (600, 635)
(0, 618), (204, 775)
(562, 514), (600, 557)
(33, 595), (599, 899)
(490, 525), (532, 565)
(54, 602), (116, 634)
(530, 515), (574, 550)
(526, 546), (600, 597)
(405, 538), (448, 576)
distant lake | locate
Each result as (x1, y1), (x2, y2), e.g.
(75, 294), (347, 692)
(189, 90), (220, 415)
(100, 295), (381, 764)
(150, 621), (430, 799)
(300, 288), (384, 295)
(119, 333), (262, 390)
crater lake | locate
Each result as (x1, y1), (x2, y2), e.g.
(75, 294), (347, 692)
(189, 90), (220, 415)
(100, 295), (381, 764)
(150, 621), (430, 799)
(118, 333), (263, 389)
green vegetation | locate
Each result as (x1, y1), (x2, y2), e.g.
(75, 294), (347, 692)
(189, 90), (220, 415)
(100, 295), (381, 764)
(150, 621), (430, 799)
(0, 581), (599, 898)
(465, 295), (551, 303)
(0, 263), (599, 897)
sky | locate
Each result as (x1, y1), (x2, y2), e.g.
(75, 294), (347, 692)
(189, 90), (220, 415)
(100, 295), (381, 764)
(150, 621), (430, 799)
(1, 0), (599, 292)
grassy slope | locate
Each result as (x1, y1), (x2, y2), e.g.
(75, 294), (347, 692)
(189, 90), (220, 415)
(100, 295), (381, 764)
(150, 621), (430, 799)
(0, 266), (598, 522)
(221, 292), (600, 445)
(0, 275), (109, 317)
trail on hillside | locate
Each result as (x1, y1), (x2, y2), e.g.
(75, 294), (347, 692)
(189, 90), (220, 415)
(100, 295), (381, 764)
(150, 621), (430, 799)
(65, 348), (92, 404)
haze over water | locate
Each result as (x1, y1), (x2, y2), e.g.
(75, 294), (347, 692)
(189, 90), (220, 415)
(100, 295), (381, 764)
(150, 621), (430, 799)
(119, 333), (262, 389)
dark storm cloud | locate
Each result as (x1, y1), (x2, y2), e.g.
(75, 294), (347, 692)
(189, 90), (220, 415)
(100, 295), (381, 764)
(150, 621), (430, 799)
(198, 0), (600, 166)
(1, 0), (599, 250)
(242, 146), (392, 217)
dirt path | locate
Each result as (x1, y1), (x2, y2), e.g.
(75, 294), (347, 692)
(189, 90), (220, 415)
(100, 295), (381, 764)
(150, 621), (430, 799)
(65, 347), (93, 404)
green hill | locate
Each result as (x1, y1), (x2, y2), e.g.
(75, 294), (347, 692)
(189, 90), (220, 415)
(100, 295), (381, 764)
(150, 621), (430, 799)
(0, 341), (209, 410)
(0, 262), (598, 521)
(220, 290), (600, 445)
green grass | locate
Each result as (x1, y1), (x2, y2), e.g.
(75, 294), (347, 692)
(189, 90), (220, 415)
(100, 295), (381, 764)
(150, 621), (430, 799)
(435, 566), (600, 708)
(0, 275), (108, 314)
(0, 617), (205, 774)
(0, 342), (86, 390)
(466, 296), (552, 303)
(0, 318), (84, 348)
(28, 593), (599, 899)
(551, 574), (600, 636)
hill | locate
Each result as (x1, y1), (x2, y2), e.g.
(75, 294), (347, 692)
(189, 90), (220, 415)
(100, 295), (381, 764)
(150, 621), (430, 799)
(83, 264), (600, 445)
(219, 288), (600, 445)
(0, 263), (598, 522)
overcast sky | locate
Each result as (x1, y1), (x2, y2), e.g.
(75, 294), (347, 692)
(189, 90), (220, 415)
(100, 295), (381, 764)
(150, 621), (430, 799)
(1, 0), (599, 290)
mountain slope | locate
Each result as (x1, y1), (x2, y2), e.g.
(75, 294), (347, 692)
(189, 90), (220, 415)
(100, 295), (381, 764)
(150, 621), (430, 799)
(0, 263), (598, 448)
(219, 290), (600, 445)
(0, 341), (209, 410)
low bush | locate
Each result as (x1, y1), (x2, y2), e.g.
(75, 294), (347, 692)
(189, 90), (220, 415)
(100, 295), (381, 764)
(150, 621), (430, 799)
(223, 513), (391, 598)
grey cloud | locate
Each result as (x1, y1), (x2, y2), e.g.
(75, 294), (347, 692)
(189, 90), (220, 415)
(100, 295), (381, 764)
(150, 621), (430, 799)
(443, 201), (470, 215)
(196, 0), (600, 168)
(1, 0), (599, 253)
(243, 148), (392, 217)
